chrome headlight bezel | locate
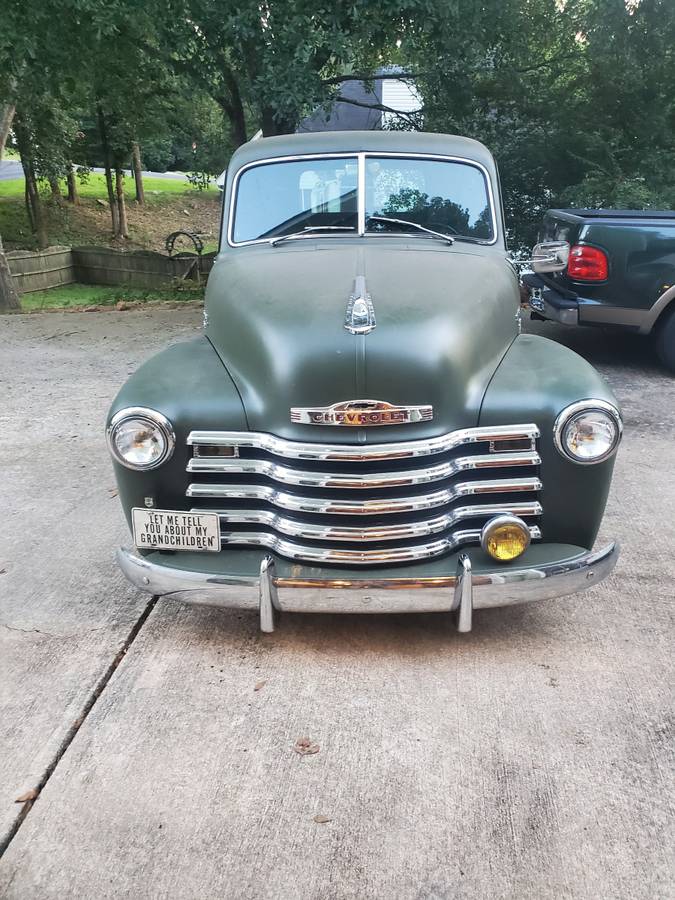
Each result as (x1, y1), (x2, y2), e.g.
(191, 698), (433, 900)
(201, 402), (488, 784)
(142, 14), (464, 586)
(107, 407), (176, 471)
(553, 400), (622, 465)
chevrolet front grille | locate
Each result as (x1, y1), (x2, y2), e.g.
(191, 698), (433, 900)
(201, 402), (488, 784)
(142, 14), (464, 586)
(185, 425), (542, 565)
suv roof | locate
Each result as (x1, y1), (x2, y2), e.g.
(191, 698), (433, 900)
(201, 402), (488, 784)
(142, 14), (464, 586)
(550, 208), (675, 220)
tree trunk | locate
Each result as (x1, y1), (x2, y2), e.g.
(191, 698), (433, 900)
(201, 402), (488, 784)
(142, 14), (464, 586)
(230, 105), (248, 148)
(66, 168), (79, 204)
(216, 72), (248, 148)
(0, 104), (15, 161)
(24, 180), (35, 231)
(48, 177), (62, 199)
(131, 141), (144, 203)
(25, 164), (48, 249)
(115, 168), (129, 239)
(0, 233), (21, 311)
(105, 164), (119, 234)
(14, 115), (48, 249)
(97, 106), (119, 236)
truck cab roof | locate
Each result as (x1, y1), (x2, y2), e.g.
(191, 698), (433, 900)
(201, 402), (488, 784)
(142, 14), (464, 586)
(229, 130), (497, 173)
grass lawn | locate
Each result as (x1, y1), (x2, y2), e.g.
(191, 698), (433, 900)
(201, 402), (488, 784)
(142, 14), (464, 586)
(19, 283), (204, 311)
(0, 171), (219, 200)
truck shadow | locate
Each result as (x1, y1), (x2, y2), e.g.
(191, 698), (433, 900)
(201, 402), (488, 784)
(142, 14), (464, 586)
(176, 596), (591, 660)
(525, 318), (664, 375)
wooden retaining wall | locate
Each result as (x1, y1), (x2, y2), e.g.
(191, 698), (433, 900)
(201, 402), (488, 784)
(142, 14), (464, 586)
(7, 247), (216, 294)
(6, 248), (76, 293)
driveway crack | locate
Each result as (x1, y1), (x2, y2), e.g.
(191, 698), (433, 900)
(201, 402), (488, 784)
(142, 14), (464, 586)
(0, 595), (158, 859)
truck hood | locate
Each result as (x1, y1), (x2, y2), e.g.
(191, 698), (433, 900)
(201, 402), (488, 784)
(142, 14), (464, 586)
(205, 241), (518, 441)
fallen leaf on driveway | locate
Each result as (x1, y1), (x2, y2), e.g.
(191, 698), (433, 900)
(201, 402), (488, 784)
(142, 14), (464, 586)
(0, 568), (6, 575)
(294, 737), (320, 756)
(313, 814), (331, 824)
(15, 788), (38, 803)
(254, 680), (267, 691)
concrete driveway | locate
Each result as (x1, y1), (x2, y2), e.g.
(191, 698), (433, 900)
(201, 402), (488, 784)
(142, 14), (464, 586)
(0, 309), (673, 899)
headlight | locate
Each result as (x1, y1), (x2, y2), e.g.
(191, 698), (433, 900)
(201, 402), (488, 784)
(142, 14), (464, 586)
(107, 407), (175, 470)
(554, 400), (622, 464)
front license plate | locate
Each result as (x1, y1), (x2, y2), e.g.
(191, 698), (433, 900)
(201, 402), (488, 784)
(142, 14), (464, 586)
(132, 508), (220, 553)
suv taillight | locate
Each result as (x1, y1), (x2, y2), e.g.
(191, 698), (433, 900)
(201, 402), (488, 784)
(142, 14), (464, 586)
(567, 244), (608, 281)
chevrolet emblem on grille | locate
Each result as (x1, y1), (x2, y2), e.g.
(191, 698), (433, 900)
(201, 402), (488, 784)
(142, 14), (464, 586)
(291, 399), (434, 426)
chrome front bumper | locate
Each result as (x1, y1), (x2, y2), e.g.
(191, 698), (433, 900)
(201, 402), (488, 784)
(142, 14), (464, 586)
(117, 542), (619, 633)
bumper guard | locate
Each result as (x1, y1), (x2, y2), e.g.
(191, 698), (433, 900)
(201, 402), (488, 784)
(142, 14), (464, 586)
(117, 542), (618, 633)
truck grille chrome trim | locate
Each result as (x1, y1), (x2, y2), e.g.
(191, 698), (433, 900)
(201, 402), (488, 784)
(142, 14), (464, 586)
(186, 425), (543, 565)
(215, 526), (542, 565)
(186, 477), (543, 515)
(187, 450), (540, 487)
(194, 502), (541, 543)
(187, 424), (539, 461)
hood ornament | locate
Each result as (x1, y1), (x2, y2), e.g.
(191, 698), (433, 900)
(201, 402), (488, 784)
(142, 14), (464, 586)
(291, 399), (433, 427)
(344, 275), (376, 334)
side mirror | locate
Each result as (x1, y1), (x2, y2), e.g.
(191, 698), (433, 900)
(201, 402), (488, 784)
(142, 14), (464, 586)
(530, 240), (570, 274)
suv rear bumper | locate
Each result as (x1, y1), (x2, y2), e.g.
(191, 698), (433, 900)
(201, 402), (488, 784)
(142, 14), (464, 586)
(117, 542), (619, 633)
(523, 273), (579, 326)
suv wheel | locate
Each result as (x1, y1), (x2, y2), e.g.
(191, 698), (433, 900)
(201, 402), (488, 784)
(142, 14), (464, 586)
(655, 305), (675, 373)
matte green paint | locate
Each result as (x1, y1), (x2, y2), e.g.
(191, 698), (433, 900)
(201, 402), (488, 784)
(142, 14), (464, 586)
(479, 334), (618, 549)
(107, 130), (619, 577)
(108, 337), (246, 528)
(205, 240), (518, 440)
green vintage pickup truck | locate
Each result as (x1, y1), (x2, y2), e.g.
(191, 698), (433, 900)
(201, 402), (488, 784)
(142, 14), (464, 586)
(524, 208), (675, 371)
(106, 131), (621, 633)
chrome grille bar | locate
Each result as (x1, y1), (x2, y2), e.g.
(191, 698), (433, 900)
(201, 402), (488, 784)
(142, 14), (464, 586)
(194, 501), (541, 543)
(186, 476), (543, 515)
(187, 450), (540, 488)
(187, 424), (539, 461)
(217, 526), (542, 565)
(186, 425), (543, 565)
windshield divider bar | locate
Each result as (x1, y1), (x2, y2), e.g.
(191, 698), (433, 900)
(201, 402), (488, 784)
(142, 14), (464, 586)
(357, 152), (366, 235)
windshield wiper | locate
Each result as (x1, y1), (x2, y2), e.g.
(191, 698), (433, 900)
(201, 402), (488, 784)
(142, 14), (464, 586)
(270, 226), (356, 246)
(367, 215), (454, 245)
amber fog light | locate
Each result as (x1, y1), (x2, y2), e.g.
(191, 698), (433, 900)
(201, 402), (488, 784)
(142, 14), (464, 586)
(481, 515), (531, 563)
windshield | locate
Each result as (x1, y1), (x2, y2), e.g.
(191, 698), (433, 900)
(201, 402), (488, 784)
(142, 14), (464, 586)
(231, 154), (494, 244)
(365, 157), (493, 241)
(232, 156), (358, 243)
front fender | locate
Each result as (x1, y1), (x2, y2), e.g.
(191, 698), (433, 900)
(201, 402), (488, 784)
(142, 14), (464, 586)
(106, 336), (247, 526)
(479, 334), (619, 549)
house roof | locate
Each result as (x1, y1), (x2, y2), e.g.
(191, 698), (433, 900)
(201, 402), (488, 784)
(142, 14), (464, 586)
(297, 80), (383, 133)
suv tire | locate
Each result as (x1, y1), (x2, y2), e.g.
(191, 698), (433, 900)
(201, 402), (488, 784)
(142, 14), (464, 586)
(655, 305), (675, 373)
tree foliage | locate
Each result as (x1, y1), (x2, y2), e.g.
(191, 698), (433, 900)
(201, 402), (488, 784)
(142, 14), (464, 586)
(0, 0), (673, 270)
(411, 0), (675, 247)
